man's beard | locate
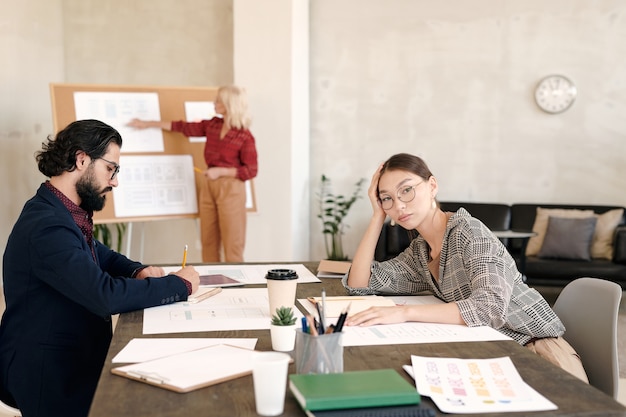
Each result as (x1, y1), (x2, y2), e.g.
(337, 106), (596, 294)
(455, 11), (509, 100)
(76, 169), (111, 212)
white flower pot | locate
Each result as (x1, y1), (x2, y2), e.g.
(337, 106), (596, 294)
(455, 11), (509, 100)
(270, 324), (297, 352)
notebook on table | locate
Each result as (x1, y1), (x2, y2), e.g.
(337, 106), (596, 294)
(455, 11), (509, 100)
(289, 369), (420, 412)
(303, 404), (435, 417)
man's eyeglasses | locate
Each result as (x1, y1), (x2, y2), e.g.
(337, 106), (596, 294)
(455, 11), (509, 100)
(379, 182), (423, 210)
(97, 157), (120, 181)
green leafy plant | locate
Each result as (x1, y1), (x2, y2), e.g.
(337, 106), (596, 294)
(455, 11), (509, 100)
(271, 306), (297, 326)
(317, 174), (365, 261)
(93, 223), (127, 252)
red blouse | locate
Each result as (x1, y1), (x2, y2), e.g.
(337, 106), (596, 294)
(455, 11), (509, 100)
(171, 117), (258, 181)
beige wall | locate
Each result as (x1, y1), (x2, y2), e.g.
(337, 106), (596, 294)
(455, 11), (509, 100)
(1, 1), (626, 275)
(308, 0), (626, 261)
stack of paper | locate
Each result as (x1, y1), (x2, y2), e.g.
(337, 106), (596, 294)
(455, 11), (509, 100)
(111, 338), (258, 392)
(316, 260), (351, 278)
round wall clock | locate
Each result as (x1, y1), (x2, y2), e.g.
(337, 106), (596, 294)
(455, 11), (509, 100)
(534, 75), (577, 114)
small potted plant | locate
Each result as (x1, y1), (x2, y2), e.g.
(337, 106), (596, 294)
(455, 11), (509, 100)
(270, 306), (298, 352)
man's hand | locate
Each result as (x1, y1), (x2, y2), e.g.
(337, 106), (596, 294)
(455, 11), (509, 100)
(173, 266), (200, 294)
(135, 266), (166, 279)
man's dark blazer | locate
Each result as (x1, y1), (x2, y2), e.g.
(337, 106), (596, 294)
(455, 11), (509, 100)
(0, 184), (189, 417)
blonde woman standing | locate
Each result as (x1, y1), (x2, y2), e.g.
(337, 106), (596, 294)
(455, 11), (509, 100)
(129, 85), (258, 262)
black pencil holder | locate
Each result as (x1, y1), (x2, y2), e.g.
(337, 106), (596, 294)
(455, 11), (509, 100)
(295, 330), (343, 374)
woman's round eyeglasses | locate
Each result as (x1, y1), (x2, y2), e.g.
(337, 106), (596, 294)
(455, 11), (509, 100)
(379, 182), (423, 210)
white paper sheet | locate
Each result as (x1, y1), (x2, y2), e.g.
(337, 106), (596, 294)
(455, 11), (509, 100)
(184, 101), (216, 143)
(112, 344), (255, 391)
(298, 295), (443, 319)
(299, 295), (397, 318)
(112, 338), (257, 363)
(161, 263), (320, 285)
(409, 356), (557, 413)
(74, 91), (164, 153)
(340, 322), (512, 346)
(113, 155), (198, 218)
(142, 288), (304, 335)
(298, 295), (511, 346)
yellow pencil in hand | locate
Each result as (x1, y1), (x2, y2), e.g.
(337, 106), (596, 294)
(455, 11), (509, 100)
(182, 244), (188, 267)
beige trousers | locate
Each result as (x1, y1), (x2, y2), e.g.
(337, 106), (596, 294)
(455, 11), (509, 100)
(525, 336), (589, 383)
(198, 176), (247, 262)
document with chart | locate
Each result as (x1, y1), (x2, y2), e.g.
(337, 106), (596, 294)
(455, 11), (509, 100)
(410, 355), (557, 413)
(142, 288), (304, 334)
(299, 295), (512, 346)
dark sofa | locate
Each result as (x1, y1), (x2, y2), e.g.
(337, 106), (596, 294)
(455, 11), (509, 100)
(374, 201), (626, 287)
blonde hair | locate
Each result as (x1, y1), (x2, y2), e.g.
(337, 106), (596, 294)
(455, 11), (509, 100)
(218, 85), (252, 130)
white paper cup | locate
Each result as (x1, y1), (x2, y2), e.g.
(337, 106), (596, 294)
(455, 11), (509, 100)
(266, 269), (298, 317)
(252, 351), (291, 416)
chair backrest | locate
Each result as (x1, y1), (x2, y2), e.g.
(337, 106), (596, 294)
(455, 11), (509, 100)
(552, 277), (622, 399)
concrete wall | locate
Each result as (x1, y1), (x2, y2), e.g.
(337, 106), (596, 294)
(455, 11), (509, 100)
(1, 1), (625, 275)
(308, 0), (626, 261)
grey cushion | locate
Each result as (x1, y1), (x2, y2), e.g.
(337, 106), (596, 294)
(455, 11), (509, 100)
(538, 216), (598, 261)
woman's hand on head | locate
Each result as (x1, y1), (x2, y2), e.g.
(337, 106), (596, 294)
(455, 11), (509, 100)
(345, 305), (408, 326)
(368, 164), (386, 219)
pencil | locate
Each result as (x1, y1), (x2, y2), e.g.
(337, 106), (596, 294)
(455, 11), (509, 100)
(193, 166), (203, 173)
(321, 288), (327, 332)
(189, 287), (222, 304)
(306, 314), (318, 336)
(182, 244), (188, 267)
(333, 302), (351, 333)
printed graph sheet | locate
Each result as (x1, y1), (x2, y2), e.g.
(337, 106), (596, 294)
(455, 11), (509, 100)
(340, 321), (511, 346)
(301, 295), (513, 346)
(410, 355), (557, 414)
(142, 288), (303, 335)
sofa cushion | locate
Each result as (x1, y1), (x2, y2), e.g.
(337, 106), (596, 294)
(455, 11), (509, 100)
(526, 208), (595, 256)
(537, 216), (597, 260)
(591, 208), (625, 260)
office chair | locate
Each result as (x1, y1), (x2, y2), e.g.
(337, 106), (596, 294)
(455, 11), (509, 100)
(0, 399), (20, 417)
(552, 277), (623, 399)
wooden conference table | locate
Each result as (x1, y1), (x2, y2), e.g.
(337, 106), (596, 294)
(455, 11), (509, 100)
(88, 263), (626, 417)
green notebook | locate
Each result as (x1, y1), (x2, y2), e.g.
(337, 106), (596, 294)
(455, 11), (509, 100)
(289, 369), (420, 411)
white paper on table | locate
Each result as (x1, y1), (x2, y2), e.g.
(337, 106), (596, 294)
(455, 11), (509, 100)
(142, 288), (304, 335)
(298, 295), (396, 318)
(298, 294), (511, 346)
(112, 338), (257, 363)
(161, 263), (320, 284)
(298, 295), (444, 319)
(112, 344), (255, 392)
(409, 356), (557, 414)
(340, 322), (511, 346)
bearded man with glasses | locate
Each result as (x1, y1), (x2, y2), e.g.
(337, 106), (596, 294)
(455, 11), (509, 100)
(0, 119), (200, 417)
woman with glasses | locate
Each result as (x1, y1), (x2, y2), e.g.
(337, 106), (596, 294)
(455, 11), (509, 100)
(128, 85), (257, 263)
(342, 153), (588, 382)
